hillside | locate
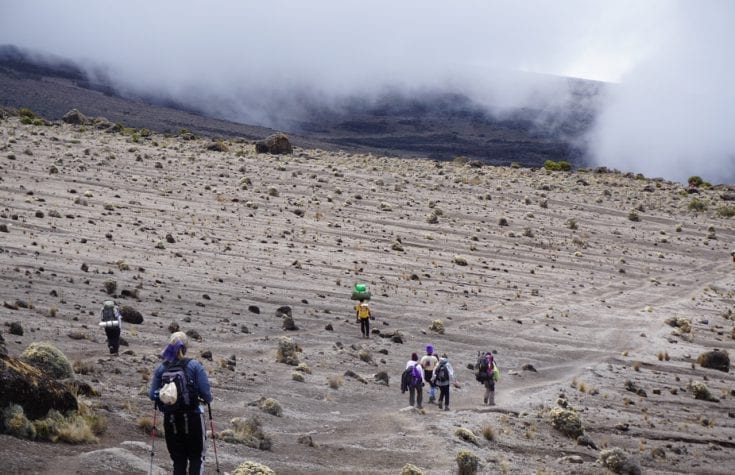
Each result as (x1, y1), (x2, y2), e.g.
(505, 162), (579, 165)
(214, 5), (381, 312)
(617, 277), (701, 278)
(1, 112), (734, 474)
(0, 44), (595, 167)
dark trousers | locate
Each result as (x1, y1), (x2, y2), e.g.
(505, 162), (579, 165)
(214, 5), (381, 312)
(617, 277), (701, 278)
(438, 385), (450, 408)
(409, 384), (423, 408)
(359, 318), (370, 337)
(164, 412), (206, 475)
(104, 327), (120, 354)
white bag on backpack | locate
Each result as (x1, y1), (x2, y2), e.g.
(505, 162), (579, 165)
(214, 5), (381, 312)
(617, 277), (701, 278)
(159, 381), (178, 405)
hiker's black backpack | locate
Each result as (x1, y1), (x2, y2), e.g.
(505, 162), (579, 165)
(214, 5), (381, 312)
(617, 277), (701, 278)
(475, 352), (493, 383)
(158, 358), (196, 413)
(101, 305), (116, 322)
(435, 362), (450, 384)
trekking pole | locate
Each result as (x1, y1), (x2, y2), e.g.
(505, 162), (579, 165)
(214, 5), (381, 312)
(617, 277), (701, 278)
(207, 402), (221, 473)
(149, 402), (157, 475)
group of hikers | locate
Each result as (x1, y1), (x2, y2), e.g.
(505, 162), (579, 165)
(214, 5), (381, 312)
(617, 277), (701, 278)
(95, 284), (499, 474)
(402, 344), (499, 411)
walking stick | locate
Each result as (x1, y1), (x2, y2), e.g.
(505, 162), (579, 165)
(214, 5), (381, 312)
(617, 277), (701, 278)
(149, 401), (157, 475)
(207, 402), (221, 473)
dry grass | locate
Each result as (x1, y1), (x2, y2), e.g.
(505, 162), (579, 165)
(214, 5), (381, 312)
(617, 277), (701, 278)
(327, 375), (344, 389)
(72, 359), (95, 375)
(481, 425), (495, 441)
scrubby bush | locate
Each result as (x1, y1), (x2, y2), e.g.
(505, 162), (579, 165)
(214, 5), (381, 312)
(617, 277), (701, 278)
(429, 319), (445, 334)
(688, 198), (707, 212)
(544, 160), (571, 171)
(456, 450), (480, 475)
(688, 175), (704, 187)
(233, 461), (275, 475)
(295, 362), (311, 374)
(598, 447), (642, 475)
(688, 381), (719, 402)
(1, 404), (36, 439)
(717, 206), (735, 218)
(219, 416), (271, 450)
(291, 372), (305, 382)
(628, 210), (640, 222)
(549, 406), (584, 438)
(455, 427), (480, 446)
(21, 342), (73, 379)
(276, 337), (300, 366)
(482, 425), (495, 441)
(400, 463), (426, 475)
(258, 398), (283, 417)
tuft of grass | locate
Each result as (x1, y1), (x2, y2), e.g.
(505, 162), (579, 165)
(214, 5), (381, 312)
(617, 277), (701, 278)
(481, 425), (495, 441)
(632, 361), (641, 371)
(327, 375), (344, 389)
(717, 206), (735, 218)
(544, 160), (571, 171)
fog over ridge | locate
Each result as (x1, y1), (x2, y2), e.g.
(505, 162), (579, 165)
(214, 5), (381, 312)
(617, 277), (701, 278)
(1, 0), (733, 183)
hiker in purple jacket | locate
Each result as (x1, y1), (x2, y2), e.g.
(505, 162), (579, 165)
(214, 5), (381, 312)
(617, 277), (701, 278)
(405, 352), (425, 409)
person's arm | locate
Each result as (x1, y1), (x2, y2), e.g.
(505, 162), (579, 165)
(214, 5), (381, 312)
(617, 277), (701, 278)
(148, 365), (162, 400)
(192, 361), (213, 403)
(115, 308), (122, 327)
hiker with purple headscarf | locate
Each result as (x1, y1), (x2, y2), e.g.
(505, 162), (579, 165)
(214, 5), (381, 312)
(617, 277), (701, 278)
(149, 332), (212, 475)
(419, 344), (439, 404)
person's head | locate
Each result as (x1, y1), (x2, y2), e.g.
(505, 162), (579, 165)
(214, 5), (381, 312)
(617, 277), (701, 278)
(103, 300), (115, 309)
(411, 352), (419, 361)
(426, 344), (434, 355)
(162, 331), (188, 362)
(440, 353), (448, 362)
(359, 299), (365, 303)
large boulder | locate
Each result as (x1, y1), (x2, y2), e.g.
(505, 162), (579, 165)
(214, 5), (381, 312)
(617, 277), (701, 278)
(61, 109), (89, 125)
(697, 350), (730, 372)
(120, 305), (144, 324)
(255, 133), (293, 155)
(0, 355), (78, 420)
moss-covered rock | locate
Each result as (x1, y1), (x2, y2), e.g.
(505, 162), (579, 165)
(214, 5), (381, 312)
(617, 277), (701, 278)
(0, 355), (78, 419)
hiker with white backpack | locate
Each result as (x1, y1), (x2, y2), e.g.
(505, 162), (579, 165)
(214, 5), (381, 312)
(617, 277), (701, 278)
(148, 332), (213, 475)
(99, 300), (122, 355)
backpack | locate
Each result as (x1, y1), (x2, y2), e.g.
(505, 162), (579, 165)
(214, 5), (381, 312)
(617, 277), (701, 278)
(101, 305), (116, 322)
(435, 362), (450, 384)
(410, 364), (423, 388)
(158, 358), (196, 413)
(475, 353), (493, 383)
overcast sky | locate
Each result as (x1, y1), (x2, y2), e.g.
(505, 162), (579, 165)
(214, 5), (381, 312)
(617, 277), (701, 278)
(1, 1), (733, 183)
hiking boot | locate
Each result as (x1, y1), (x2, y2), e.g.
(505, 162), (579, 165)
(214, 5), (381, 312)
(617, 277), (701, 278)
(483, 397), (488, 404)
(444, 406), (450, 411)
(438, 403), (443, 410)
(429, 396), (435, 404)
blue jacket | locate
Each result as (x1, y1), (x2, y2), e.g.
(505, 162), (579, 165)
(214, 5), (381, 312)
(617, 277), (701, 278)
(149, 358), (212, 412)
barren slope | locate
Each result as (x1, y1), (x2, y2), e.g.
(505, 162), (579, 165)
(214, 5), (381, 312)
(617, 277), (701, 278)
(1, 116), (734, 474)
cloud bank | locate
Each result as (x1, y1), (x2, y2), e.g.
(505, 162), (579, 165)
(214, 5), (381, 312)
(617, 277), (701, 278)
(1, 0), (733, 183)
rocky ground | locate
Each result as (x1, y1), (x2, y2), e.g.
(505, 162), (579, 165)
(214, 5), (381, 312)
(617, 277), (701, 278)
(0, 113), (734, 474)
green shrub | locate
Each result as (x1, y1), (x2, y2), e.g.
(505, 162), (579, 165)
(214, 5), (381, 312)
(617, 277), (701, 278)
(717, 206), (735, 218)
(544, 160), (571, 171)
(688, 198), (707, 212)
(20, 116), (33, 125)
(688, 175), (704, 187)
(1, 404), (36, 439)
(18, 108), (36, 118)
(21, 342), (73, 379)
